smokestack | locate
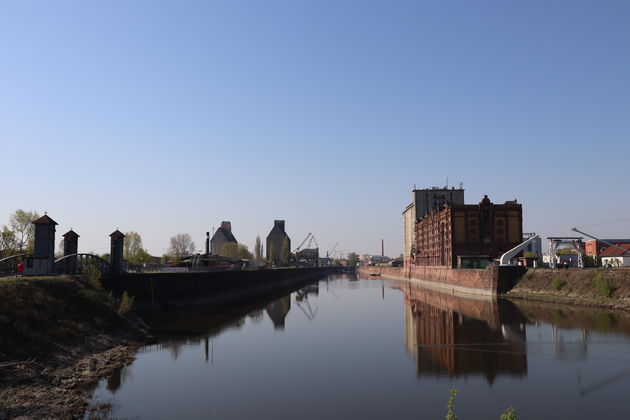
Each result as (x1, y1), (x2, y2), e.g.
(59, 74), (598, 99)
(381, 239), (384, 257)
(205, 232), (210, 255)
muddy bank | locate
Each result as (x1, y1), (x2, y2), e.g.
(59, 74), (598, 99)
(0, 276), (147, 419)
(506, 268), (630, 311)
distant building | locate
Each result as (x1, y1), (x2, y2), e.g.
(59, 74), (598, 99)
(403, 187), (465, 266)
(62, 229), (80, 274)
(296, 248), (319, 267)
(266, 220), (290, 266)
(360, 255), (391, 265)
(24, 214), (58, 275)
(211, 221), (237, 255)
(522, 233), (542, 257)
(414, 195), (523, 267)
(584, 239), (630, 257)
(109, 230), (125, 274)
(542, 252), (580, 268)
(600, 244), (630, 267)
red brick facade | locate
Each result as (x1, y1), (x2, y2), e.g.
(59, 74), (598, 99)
(414, 195), (523, 267)
(584, 240), (630, 257)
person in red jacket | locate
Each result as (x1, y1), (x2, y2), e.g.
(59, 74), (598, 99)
(17, 262), (24, 275)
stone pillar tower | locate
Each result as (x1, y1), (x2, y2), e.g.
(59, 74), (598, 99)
(110, 230), (125, 274)
(32, 214), (58, 274)
(62, 230), (79, 274)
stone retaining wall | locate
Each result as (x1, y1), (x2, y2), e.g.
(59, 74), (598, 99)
(359, 265), (525, 295)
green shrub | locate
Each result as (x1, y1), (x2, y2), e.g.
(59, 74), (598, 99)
(500, 407), (518, 420)
(118, 291), (134, 315)
(443, 389), (518, 420)
(552, 277), (566, 291)
(592, 274), (613, 298)
(445, 389), (459, 420)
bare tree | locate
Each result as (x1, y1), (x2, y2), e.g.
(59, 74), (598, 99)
(168, 233), (195, 260)
(8, 209), (40, 252)
(0, 226), (17, 257)
(220, 242), (253, 260)
(124, 231), (151, 264)
(238, 244), (253, 260)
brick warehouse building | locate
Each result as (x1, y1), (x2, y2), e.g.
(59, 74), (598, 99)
(414, 195), (523, 267)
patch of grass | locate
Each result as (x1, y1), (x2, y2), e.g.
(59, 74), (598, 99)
(83, 265), (103, 289)
(117, 291), (134, 315)
(552, 277), (566, 291)
(0, 275), (133, 359)
(592, 273), (614, 298)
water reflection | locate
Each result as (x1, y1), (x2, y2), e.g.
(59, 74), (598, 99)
(85, 275), (630, 420)
(510, 299), (630, 362)
(144, 282), (321, 361)
(400, 283), (528, 383)
(265, 295), (292, 329)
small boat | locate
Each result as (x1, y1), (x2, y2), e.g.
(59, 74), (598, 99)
(369, 272), (381, 277)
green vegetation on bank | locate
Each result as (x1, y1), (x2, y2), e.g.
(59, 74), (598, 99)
(0, 270), (135, 360)
(444, 389), (518, 419)
(509, 268), (630, 309)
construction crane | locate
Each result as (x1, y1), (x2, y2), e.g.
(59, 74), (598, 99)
(571, 227), (630, 256)
(294, 233), (319, 253)
(327, 242), (339, 259)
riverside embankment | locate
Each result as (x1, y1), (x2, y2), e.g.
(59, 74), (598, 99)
(0, 275), (147, 419)
(104, 266), (338, 312)
(358, 265), (525, 295)
(506, 267), (630, 310)
(359, 265), (630, 310)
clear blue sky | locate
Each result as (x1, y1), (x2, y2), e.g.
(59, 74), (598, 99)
(1, 1), (629, 256)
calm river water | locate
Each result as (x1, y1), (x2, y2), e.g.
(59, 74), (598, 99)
(86, 274), (630, 419)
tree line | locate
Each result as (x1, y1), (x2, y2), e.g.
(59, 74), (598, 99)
(1, 209), (359, 266)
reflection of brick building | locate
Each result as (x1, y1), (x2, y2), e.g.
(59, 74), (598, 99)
(414, 195), (523, 267)
(402, 284), (527, 383)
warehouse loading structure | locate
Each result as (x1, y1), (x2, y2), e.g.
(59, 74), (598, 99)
(403, 187), (465, 266)
(403, 187), (523, 269)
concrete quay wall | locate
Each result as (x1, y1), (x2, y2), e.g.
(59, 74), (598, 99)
(103, 267), (334, 311)
(359, 265), (525, 296)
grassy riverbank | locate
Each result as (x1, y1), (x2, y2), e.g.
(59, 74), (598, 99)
(0, 274), (147, 419)
(506, 268), (630, 310)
